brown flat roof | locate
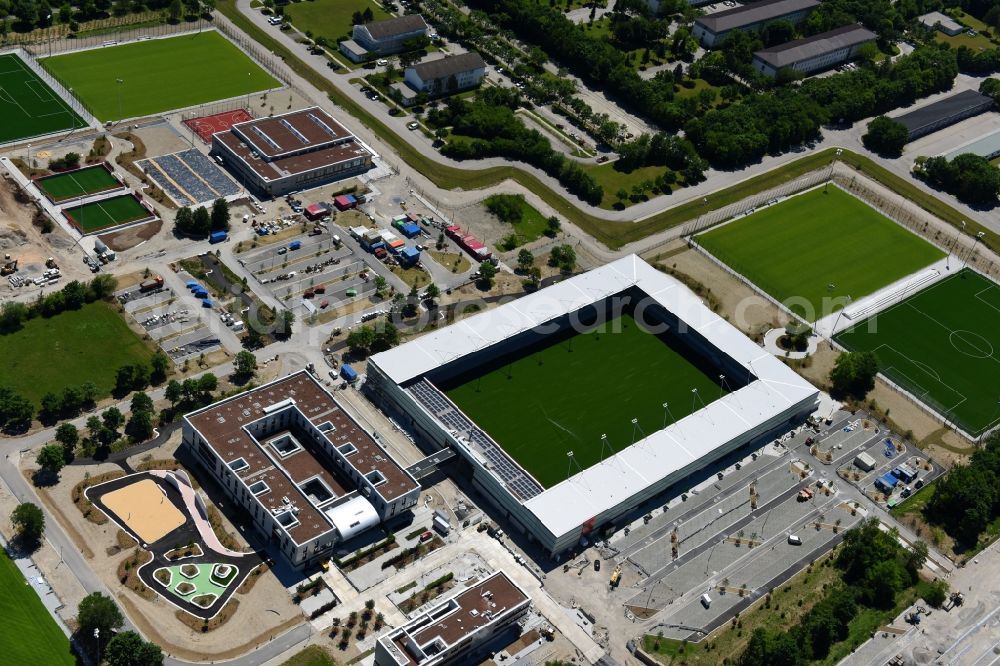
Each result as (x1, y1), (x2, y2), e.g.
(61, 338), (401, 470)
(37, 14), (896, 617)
(216, 131), (371, 182)
(186, 371), (418, 544)
(386, 571), (529, 665)
(232, 107), (353, 159)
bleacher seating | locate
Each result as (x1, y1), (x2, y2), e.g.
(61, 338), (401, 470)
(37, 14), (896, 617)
(153, 153), (217, 204)
(843, 269), (941, 321)
(136, 159), (193, 207)
(407, 379), (543, 501)
(177, 149), (240, 198)
(138, 149), (241, 207)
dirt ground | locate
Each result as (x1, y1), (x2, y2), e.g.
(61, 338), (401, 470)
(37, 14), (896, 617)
(100, 218), (163, 252)
(24, 456), (302, 661)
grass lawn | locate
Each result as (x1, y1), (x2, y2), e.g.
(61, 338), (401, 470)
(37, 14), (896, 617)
(0, 300), (154, 405)
(42, 31), (279, 120)
(64, 194), (151, 232)
(391, 264), (431, 288)
(496, 199), (550, 249)
(642, 635), (697, 660)
(0, 549), (76, 665)
(427, 250), (471, 273)
(279, 645), (337, 666)
(285, 0), (389, 43)
(442, 312), (725, 487)
(835, 269), (1000, 437)
(582, 162), (668, 209)
(697, 186), (944, 320)
(36, 165), (119, 202)
(0, 53), (86, 144)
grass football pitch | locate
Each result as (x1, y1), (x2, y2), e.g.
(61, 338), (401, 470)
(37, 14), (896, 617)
(0, 549), (75, 665)
(36, 165), (119, 201)
(696, 187), (944, 321)
(0, 53), (86, 144)
(443, 313), (726, 488)
(64, 194), (150, 232)
(0, 301), (154, 406)
(835, 269), (1000, 436)
(284, 0), (390, 43)
(42, 31), (279, 120)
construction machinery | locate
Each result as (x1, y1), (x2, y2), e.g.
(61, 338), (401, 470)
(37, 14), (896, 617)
(1, 255), (17, 276)
(609, 565), (622, 589)
(45, 257), (57, 269)
(797, 486), (814, 502)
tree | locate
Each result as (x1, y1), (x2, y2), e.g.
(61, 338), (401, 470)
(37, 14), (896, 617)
(210, 198), (230, 232)
(130, 391), (153, 415)
(77, 592), (124, 636)
(347, 325), (377, 356)
(545, 215), (561, 237)
(424, 283), (440, 301)
(484, 193), (524, 223)
(167, 0), (182, 21)
(89, 274), (118, 300)
(38, 392), (62, 422)
(517, 249), (534, 272)
(11, 502), (44, 545)
(198, 373), (218, 396)
(477, 261), (497, 288)
(149, 350), (169, 385)
(373, 275), (388, 297)
(55, 422), (79, 454)
(61, 385), (84, 415)
(923, 579), (949, 609)
(36, 443), (66, 475)
(105, 631), (163, 666)
(548, 244), (576, 271)
(233, 351), (257, 382)
(862, 116), (908, 157)
(277, 310), (294, 339)
(829, 351), (877, 401)
(102, 406), (124, 433)
(165, 380), (183, 407)
(126, 409), (154, 441)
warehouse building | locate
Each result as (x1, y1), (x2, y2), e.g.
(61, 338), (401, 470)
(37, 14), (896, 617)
(182, 371), (420, 570)
(692, 0), (820, 48)
(752, 24), (876, 78)
(918, 11), (964, 36)
(374, 571), (530, 666)
(366, 255), (819, 558)
(339, 14), (430, 63)
(212, 107), (374, 197)
(892, 89), (995, 141)
(945, 130), (1000, 161)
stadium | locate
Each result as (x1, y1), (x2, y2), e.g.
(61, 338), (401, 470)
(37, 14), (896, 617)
(366, 256), (819, 557)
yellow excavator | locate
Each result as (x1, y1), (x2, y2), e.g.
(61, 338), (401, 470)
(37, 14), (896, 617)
(0, 255), (17, 276)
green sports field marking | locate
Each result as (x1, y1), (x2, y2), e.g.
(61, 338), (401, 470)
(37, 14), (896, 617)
(24, 79), (54, 102)
(975, 284), (1000, 316)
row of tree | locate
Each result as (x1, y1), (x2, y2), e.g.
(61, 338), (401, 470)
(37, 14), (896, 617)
(738, 518), (939, 666)
(924, 431), (1000, 547)
(429, 89), (603, 205)
(173, 198), (230, 239)
(0, 274), (117, 333)
(914, 153), (1000, 207)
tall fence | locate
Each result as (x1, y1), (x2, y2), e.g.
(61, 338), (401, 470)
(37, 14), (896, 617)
(13, 47), (100, 128)
(22, 17), (213, 57)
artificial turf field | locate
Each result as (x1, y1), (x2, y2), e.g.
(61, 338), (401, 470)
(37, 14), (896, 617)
(36, 164), (120, 202)
(834, 269), (1000, 437)
(0, 301), (154, 406)
(0, 549), (75, 665)
(696, 186), (945, 321)
(64, 194), (151, 232)
(0, 53), (86, 144)
(42, 31), (279, 120)
(443, 313), (726, 488)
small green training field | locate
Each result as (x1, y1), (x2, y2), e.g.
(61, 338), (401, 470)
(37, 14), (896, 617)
(0, 548), (75, 665)
(284, 0), (390, 43)
(64, 194), (151, 232)
(36, 164), (120, 202)
(835, 269), (1000, 437)
(443, 312), (726, 488)
(0, 53), (87, 144)
(0, 300), (154, 406)
(42, 31), (279, 120)
(696, 186), (945, 321)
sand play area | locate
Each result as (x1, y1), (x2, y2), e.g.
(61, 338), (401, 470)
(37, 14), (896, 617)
(103, 478), (185, 543)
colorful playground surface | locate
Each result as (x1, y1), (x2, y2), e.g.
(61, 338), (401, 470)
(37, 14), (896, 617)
(154, 562), (239, 609)
(101, 478), (185, 544)
(183, 108), (253, 143)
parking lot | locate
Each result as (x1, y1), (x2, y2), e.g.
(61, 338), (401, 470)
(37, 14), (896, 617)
(237, 233), (379, 319)
(116, 278), (221, 361)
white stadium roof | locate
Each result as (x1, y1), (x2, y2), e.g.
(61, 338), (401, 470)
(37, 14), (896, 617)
(371, 255), (818, 541)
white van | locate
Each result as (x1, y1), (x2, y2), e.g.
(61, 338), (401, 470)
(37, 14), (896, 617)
(700, 593), (711, 608)
(788, 534), (802, 546)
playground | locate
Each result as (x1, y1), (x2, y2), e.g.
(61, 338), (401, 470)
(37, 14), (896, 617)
(101, 477), (186, 544)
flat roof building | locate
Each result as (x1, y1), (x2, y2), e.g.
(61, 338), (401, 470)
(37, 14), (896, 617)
(919, 11), (964, 36)
(945, 130), (1000, 161)
(182, 371), (420, 569)
(366, 256), (819, 557)
(892, 89), (994, 141)
(212, 107), (374, 197)
(340, 15), (430, 63)
(752, 24), (876, 78)
(374, 571), (530, 666)
(693, 0), (820, 48)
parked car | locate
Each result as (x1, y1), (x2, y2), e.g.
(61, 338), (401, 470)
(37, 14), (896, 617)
(407, 121), (419, 130)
